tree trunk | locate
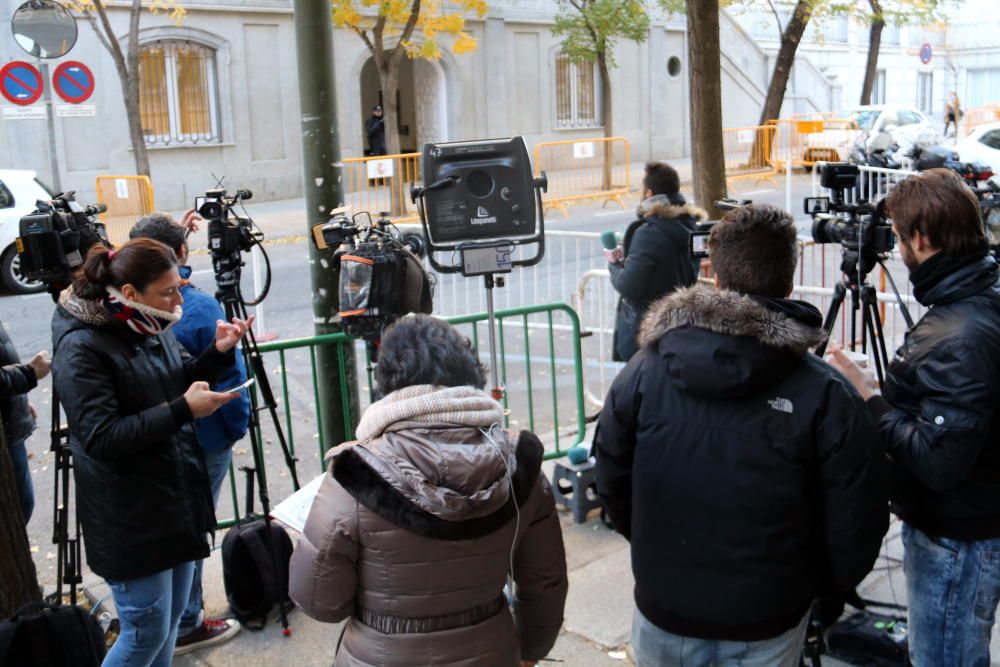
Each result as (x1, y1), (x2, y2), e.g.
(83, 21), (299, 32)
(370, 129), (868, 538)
(381, 59), (402, 157)
(860, 1), (885, 105)
(598, 52), (614, 192)
(686, 0), (727, 220)
(0, 419), (41, 618)
(747, 0), (812, 168)
(124, 77), (150, 177)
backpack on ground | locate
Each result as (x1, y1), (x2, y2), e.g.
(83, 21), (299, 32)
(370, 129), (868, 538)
(0, 601), (106, 667)
(221, 467), (293, 631)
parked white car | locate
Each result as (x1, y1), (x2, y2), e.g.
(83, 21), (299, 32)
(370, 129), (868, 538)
(954, 122), (1000, 178)
(803, 105), (934, 164)
(0, 170), (52, 293)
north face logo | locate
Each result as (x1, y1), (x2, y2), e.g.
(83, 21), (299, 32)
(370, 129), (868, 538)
(768, 397), (794, 414)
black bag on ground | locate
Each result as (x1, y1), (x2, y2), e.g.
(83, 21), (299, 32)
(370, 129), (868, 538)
(222, 468), (293, 631)
(0, 601), (106, 666)
(826, 609), (909, 666)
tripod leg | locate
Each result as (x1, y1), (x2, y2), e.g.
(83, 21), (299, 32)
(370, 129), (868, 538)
(817, 282), (848, 357)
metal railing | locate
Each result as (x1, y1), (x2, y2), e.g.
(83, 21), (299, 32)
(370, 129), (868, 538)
(94, 175), (156, 246)
(215, 302), (587, 528)
(533, 137), (631, 218)
(342, 152), (422, 224)
(722, 125), (779, 189)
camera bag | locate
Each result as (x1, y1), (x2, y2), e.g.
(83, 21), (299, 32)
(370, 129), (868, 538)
(825, 609), (909, 666)
(0, 601), (106, 667)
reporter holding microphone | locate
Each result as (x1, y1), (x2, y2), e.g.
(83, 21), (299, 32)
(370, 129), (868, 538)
(51, 238), (252, 667)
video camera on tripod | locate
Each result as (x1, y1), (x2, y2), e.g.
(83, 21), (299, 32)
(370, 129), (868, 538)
(16, 192), (111, 292)
(804, 163), (895, 281)
(311, 210), (433, 341)
(196, 188), (271, 305)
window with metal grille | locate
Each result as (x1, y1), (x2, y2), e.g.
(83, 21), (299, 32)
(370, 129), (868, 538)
(917, 72), (933, 114)
(554, 53), (600, 130)
(872, 70), (887, 105)
(139, 40), (220, 146)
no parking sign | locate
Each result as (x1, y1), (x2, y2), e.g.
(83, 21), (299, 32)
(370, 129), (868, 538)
(52, 61), (94, 104)
(0, 61), (43, 105)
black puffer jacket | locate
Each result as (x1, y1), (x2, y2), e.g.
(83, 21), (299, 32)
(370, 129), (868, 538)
(0, 320), (36, 447)
(868, 253), (1000, 540)
(51, 290), (233, 581)
(594, 285), (888, 641)
(610, 195), (703, 362)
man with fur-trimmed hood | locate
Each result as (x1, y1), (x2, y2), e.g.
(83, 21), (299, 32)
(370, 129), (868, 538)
(594, 204), (889, 666)
(605, 161), (703, 361)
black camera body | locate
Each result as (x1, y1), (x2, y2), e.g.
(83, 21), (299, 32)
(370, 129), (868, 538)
(807, 163), (895, 255)
(17, 192), (110, 290)
(313, 211), (432, 340)
(199, 189), (259, 289)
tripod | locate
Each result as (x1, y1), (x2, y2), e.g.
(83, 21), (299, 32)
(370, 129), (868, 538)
(48, 391), (82, 607)
(214, 273), (301, 633)
(814, 248), (913, 386)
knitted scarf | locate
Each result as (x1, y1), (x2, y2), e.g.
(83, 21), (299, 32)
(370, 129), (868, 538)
(59, 286), (182, 336)
(356, 385), (504, 440)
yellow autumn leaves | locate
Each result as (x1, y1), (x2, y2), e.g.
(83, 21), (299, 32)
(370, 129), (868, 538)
(332, 0), (486, 59)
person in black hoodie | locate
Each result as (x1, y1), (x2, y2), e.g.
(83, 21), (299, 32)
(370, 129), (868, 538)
(0, 320), (50, 522)
(605, 161), (702, 362)
(595, 204), (888, 667)
(51, 238), (252, 667)
(829, 168), (1000, 667)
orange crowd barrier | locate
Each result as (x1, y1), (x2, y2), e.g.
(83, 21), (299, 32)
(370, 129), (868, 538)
(95, 175), (156, 246)
(533, 137), (631, 219)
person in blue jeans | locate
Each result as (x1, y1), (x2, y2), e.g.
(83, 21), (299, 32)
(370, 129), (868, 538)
(131, 211), (250, 655)
(0, 319), (51, 522)
(830, 169), (1000, 666)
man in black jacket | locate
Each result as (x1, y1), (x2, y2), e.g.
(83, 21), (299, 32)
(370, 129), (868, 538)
(606, 161), (702, 361)
(366, 104), (386, 156)
(595, 204), (888, 667)
(829, 168), (1000, 667)
(0, 320), (50, 522)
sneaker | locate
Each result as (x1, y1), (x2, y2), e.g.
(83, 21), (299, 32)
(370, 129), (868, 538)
(174, 617), (241, 655)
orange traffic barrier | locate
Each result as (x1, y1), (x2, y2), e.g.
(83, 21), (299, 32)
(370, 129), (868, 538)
(95, 175), (156, 246)
(962, 105), (1000, 136)
(342, 152), (422, 224)
(722, 125), (778, 189)
(533, 137), (630, 219)
(767, 119), (862, 168)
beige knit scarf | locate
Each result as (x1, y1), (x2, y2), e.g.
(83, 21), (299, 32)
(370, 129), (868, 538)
(355, 385), (504, 440)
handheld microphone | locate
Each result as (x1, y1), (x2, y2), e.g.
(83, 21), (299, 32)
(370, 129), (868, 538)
(600, 230), (618, 250)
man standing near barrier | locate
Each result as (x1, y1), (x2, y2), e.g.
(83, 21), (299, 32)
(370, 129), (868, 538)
(130, 212), (249, 654)
(604, 161), (702, 362)
(366, 104), (386, 156)
(595, 204), (888, 666)
(829, 168), (1000, 667)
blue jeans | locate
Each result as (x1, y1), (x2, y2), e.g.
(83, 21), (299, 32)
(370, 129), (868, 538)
(631, 608), (810, 667)
(178, 447), (233, 636)
(903, 522), (1000, 667)
(104, 561), (196, 667)
(9, 438), (34, 522)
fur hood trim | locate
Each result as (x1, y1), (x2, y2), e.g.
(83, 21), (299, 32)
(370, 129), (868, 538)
(332, 430), (544, 541)
(638, 197), (708, 223)
(638, 284), (824, 355)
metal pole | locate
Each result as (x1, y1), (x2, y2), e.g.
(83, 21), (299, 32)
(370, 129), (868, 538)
(39, 61), (62, 193)
(484, 274), (502, 401)
(292, 0), (358, 447)
(784, 124), (793, 214)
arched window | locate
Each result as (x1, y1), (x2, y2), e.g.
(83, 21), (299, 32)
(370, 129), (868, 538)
(554, 52), (600, 129)
(139, 40), (220, 146)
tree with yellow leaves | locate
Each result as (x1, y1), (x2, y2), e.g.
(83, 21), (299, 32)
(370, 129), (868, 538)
(66, 0), (187, 177)
(333, 0), (486, 156)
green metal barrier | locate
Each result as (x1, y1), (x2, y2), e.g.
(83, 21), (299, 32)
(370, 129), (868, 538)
(216, 302), (586, 529)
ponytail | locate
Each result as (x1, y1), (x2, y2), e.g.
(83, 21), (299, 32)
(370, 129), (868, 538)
(72, 238), (178, 300)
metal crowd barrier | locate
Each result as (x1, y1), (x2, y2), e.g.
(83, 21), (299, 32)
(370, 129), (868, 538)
(215, 303), (587, 529)
(962, 106), (1000, 137)
(722, 124), (778, 189)
(94, 175), (156, 246)
(533, 137), (631, 218)
(768, 119), (862, 169)
(342, 152), (422, 224)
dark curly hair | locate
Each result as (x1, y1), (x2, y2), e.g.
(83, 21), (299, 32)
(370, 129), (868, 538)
(130, 212), (187, 255)
(375, 315), (487, 396)
(707, 203), (798, 298)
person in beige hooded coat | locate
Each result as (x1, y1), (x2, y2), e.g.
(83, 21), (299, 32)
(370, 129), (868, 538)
(289, 315), (568, 667)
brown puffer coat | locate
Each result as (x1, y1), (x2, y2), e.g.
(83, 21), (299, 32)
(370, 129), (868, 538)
(289, 418), (568, 666)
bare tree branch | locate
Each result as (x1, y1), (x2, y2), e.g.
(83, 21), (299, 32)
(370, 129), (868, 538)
(391, 0), (422, 65)
(92, 0), (128, 76)
(352, 25), (376, 55)
(765, 0), (782, 33)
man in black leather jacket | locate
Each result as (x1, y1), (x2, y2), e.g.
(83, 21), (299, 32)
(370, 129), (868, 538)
(830, 168), (1000, 667)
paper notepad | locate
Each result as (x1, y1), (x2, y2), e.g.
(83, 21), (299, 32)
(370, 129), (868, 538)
(269, 473), (326, 533)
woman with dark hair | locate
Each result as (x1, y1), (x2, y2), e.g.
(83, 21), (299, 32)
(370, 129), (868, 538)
(290, 315), (568, 666)
(51, 238), (252, 667)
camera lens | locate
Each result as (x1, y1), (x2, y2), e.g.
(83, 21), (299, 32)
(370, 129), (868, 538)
(466, 170), (494, 199)
(200, 202), (224, 220)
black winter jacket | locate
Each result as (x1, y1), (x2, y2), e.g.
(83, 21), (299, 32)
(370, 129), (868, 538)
(610, 197), (702, 362)
(51, 292), (234, 581)
(868, 253), (1000, 540)
(594, 285), (888, 641)
(0, 320), (37, 447)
